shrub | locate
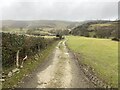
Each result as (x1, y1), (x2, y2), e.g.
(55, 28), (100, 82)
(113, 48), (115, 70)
(111, 37), (119, 41)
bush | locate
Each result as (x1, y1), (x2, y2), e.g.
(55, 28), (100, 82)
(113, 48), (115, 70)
(111, 37), (119, 41)
(93, 35), (97, 38)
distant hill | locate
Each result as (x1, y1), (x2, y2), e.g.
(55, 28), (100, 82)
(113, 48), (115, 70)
(71, 20), (118, 39)
(2, 20), (80, 30)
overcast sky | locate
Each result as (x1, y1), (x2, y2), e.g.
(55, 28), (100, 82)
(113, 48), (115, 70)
(0, 0), (119, 21)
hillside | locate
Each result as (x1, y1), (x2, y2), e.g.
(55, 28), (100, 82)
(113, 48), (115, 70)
(2, 20), (80, 30)
(71, 20), (118, 39)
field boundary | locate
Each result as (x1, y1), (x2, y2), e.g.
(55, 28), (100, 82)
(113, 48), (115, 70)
(2, 40), (60, 89)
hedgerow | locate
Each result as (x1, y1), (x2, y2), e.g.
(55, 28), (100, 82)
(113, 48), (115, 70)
(2, 32), (56, 69)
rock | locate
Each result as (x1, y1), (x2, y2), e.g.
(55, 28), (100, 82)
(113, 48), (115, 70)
(107, 85), (111, 88)
(25, 75), (28, 77)
(0, 79), (5, 82)
(20, 65), (23, 68)
(12, 68), (20, 73)
(8, 72), (12, 77)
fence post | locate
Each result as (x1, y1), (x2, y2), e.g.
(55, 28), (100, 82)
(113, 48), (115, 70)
(16, 50), (19, 68)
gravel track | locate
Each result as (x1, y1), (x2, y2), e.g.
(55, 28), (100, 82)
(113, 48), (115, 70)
(18, 40), (94, 88)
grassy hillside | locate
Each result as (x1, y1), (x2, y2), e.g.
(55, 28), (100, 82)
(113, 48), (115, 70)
(71, 20), (118, 39)
(1, 20), (80, 35)
(2, 20), (80, 30)
(88, 23), (116, 31)
(66, 36), (118, 87)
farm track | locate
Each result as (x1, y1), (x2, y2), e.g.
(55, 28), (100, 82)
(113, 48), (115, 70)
(18, 40), (94, 88)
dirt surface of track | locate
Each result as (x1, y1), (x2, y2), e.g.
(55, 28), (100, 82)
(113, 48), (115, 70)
(18, 40), (94, 88)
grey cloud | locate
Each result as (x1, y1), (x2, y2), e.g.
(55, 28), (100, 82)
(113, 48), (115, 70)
(2, 1), (118, 21)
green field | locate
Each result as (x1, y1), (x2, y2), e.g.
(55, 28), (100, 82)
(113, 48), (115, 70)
(66, 36), (118, 87)
(88, 23), (116, 30)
